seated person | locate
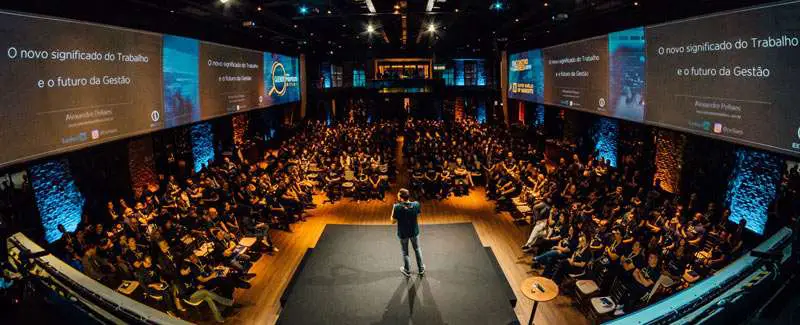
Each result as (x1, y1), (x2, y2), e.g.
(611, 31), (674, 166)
(565, 233), (590, 277)
(211, 229), (253, 274)
(177, 256), (236, 323)
(532, 226), (577, 270)
(136, 256), (178, 315)
(630, 253), (661, 306)
(240, 211), (279, 253)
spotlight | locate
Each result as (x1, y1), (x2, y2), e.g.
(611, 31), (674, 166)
(219, 0), (229, 3)
(427, 24), (436, 33)
(394, 4), (400, 10)
(366, 24), (376, 33)
(491, 2), (503, 10)
(634, 1), (639, 5)
(544, 2), (549, 7)
(299, 5), (309, 15)
(327, 9), (332, 14)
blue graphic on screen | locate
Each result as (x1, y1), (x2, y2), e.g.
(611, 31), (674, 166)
(30, 159), (86, 243)
(725, 149), (782, 235)
(508, 49), (544, 103)
(163, 35), (200, 128)
(608, 27), (645, 122)
(264, 52), (300, 106)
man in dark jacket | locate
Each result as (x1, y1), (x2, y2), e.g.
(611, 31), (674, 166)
(391, 188), (425, 277)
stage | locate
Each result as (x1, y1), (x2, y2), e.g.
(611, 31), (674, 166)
(277, 223), (519, 325)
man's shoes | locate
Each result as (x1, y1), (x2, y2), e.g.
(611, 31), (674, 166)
(400, 268), (411, 277)
(418, 267), (426, 276)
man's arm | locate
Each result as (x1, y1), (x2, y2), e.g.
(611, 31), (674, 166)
(390, 205), (396, 224)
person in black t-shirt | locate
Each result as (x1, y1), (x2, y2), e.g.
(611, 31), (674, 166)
(566, 233), (590, 276)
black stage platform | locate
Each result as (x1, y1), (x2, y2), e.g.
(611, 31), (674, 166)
(277, 223), (519, 325)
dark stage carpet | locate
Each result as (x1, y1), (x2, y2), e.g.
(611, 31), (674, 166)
(277, 223), (519, 325)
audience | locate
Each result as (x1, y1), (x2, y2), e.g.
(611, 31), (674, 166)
(42, 117), (799, 322)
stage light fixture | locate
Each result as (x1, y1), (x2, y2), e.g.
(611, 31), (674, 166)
(257, 6), (262, 11)
(366, 24), (376, 33)
(491, 2), (503, 10)
(544, 2), (549, 7)
(427, 24), (436, 33)
(219, 0), (229, 3)
(299, 5), (309, 15)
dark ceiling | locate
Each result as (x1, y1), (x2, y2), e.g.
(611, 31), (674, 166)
(1, 0), (778, 62)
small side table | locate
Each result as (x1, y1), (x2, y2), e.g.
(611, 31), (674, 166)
(520, 276), (559, 325)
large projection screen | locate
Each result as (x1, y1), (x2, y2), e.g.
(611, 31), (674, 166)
(0, 11), (164, 168)
(646, 1), (800, 156)
(543, 36), (610, 116)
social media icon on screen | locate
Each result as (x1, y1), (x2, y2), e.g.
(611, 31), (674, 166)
(91, 130), (100, 140)
(151, 110), (160, 122)
(713, 123), (723, 134)
(702, 121), (711, 131)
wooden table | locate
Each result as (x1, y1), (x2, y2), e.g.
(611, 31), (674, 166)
(520, 276), (559, 325)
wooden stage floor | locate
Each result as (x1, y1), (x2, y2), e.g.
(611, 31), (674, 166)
(224, 141), (589, 325)
(224, 187), (589, 325)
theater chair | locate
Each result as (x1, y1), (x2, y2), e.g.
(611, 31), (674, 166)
(511, 196), (532, 223)
(574, 265), (613, 314)
(586, 277), (629, 323)
(342, 170), (356, 197)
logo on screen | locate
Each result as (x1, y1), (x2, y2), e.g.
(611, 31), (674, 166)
(91, 130), (100, 140)
(150, 110), (160, 122)
(269, 61), (288, 97)
(702, 121), (711, 131)
(598, 98), (606, 108)
(713, 123), (723, 134)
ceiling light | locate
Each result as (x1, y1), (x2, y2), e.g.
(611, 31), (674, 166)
(257, 6), (262, 11)
(544, 2), (549, 7)
(219, 0), (229, 3)
(427, 24), (436, 33)
(394, 5), (400, 10)
(515, 18), (519, 22)
(366, 24), (376, 33)
(327, 9), (332, 14)
(299, 5), (308, 15)
(455, 8), (459, 12)
(492, 2), (503, 10)
(633, 1), (639, 5)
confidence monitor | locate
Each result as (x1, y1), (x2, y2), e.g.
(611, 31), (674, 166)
(0, 10), (164, 168)
(645, 1), (800, 156)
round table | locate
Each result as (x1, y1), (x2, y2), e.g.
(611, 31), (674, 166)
(520, 276), (559, 325)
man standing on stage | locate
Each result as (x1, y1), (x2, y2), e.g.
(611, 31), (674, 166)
(391, 188), (425, 277)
